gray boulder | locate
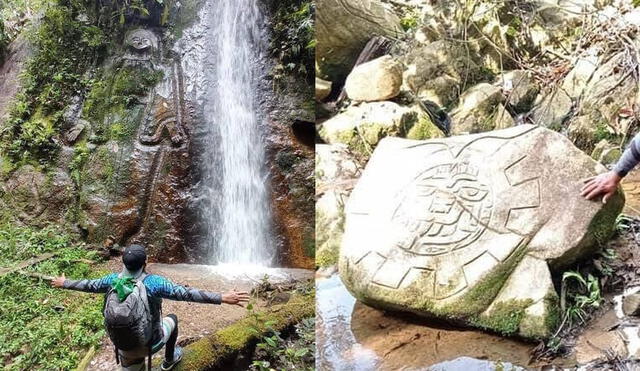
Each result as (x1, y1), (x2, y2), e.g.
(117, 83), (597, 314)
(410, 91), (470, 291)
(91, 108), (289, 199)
(316, 144), (362, 267)
(495, 70), (539, 113)
(403, 40), (481, 107)
(451, 83), (514, 135)
(316, 77), (333, 101)
(345, 55), (403, 102)
(319, 101), (444, 156)
(316, 0), (401, 81)
(339, 125), (624, 339)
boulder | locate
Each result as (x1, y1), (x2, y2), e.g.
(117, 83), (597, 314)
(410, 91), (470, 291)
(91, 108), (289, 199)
(623, 291), (640, 316)
(538, 0), (603, 27)
(316, 77), (332, 101)
(316, 191), (347, 268)
(316, 143), (362, 188)
(316, 0), (401, 81)
(403, 40), (481, 107)
(345, 55), (403, 101)
(495, 70), (539, 113)
(561, 54), (598, 99)
(319, 101), (433, 156)
(575, 329), (627, 364)
(451, 83), (514, 134)
(530, 89), (573, 129)
(315, 144), (363, 268)
(339, 125), (624, 339)
(579, 52), (638, 130)
(591, 139), (621, 165)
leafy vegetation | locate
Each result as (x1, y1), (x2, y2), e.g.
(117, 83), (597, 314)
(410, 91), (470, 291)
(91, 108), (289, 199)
(269, 0), (314, 83)
(250, 317), (315, 371)
(0, 21), (8, 59)
(0, 224), (105, 370)
(400, 8), (420, 31)
(561, 271), (602, 326)
(2, 0), (107, 164)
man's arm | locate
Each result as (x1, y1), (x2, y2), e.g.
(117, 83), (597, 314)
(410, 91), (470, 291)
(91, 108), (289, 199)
(581, 133), (640, 202)
(144, 275), (249, 306)
(614, 134), (640, 177)
(51, 273), (118, 293)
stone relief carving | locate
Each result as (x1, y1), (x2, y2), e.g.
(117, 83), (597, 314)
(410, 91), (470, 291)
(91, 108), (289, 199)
(347, 126), (544, 299)
(124, 28), (159, 63)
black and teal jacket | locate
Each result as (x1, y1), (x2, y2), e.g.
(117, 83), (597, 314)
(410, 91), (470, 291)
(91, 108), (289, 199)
(63, 271), (222, 343)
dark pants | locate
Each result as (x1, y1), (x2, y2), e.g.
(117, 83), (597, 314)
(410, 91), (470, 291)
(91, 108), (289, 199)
(120, 314), (179, 370)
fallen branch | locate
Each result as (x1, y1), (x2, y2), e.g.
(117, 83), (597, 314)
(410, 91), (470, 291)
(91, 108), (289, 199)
(0, 252), (56, 277)
(74, 346), (96, 371)
(17, 270), (54, 281)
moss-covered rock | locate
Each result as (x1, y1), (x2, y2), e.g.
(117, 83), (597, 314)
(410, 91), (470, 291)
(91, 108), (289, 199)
(450, 83), (514, 135)
(315, 144), (362, 268)
(316, 191), (345, 268)
(318, 101), (445, 157)
(403, 40), (484, 108)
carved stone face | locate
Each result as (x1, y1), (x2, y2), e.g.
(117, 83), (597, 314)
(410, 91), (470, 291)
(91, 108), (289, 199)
(391, 162), (493, 256)
(125, 29), (158, 53)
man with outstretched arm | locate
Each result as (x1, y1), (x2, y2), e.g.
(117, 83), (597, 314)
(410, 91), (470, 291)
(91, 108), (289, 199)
(581, 134), (640, 201)
(51, 244), (250, 371)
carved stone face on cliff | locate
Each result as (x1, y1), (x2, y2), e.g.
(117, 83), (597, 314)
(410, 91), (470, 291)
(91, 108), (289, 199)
(125, 29), (158, 57)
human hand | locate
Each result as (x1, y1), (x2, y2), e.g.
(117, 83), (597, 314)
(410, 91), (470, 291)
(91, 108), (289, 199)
(581, 171), (622, 203)
(51, 273), (66, 288)
(221, 289), (250, 307)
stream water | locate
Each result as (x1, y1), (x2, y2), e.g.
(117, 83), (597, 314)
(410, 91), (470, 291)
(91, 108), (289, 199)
(316, 273), (534, 371)
(199, 0), (274, 266)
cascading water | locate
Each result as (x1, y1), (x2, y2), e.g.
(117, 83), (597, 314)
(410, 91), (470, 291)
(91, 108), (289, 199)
(198, 0), (274, 266)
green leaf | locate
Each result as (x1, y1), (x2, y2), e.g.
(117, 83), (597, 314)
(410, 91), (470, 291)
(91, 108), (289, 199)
(265, 337), (277, 347)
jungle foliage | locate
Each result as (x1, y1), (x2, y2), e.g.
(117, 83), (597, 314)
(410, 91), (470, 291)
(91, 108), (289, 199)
(0, 224), (105, 370)
(269, 0), (315, 83)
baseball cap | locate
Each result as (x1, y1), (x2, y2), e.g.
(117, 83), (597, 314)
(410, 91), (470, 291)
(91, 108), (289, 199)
(122, 244), (147, 271)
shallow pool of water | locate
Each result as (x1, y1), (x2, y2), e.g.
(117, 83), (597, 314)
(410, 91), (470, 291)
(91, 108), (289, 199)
(316, 273), (550, 371)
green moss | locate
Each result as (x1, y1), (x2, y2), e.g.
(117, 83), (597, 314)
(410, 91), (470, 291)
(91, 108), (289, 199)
(339, 241), (533, 340)
(316, 247), (338, 268)
(83, 65), (162, 135)
(2, 0), (107, 164)
(170, 293), (315, 370)
(471, 299), (533, 336)
(406, 114), (444, 140)
(518, 291), (560, 339)
(435, 244), (529, 317)
(69, 141), (90, 186)
(268, 1), (314, 83)
(399, 8), (420, 31)
(302, 226), (315, 259)
(600, 148), (621, 164)
(315, 196), (344, 268)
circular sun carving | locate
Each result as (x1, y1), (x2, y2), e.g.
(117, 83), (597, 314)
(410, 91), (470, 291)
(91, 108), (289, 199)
(390, 161), (493, 256)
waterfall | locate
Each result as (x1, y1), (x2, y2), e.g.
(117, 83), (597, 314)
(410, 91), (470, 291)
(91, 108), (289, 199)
(200, 0), (274, 266)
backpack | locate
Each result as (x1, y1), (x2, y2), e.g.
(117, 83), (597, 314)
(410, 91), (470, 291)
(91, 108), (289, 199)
(103, 272), (153, 369)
